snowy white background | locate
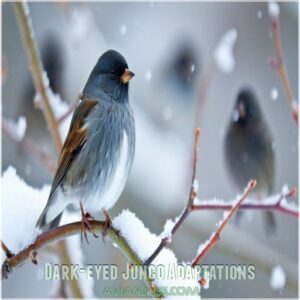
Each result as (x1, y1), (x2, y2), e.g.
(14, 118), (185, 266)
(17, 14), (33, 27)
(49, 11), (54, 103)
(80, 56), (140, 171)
(2, 2), (298, 298)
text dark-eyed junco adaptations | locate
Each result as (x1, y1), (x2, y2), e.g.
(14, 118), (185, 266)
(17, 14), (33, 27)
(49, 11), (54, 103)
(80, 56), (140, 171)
(224, 87), (276, 235)
(36, 50), (135, 240)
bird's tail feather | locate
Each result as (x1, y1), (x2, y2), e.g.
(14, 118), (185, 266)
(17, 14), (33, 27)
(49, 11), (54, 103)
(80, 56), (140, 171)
(36, 206), (63, 233)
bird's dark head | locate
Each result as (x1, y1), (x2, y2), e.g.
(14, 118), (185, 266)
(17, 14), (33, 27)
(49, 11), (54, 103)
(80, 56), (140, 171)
(83, 50), (135, 103)
(232, 88), (262, 125)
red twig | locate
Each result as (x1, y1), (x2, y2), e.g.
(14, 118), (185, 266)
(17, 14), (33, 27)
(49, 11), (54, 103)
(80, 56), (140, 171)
(192, 187), (298, 218)
(192, 180), (257, 267)
(2, 53), (8, 83)
(144, 128), (201, 266)
(1, 241), (14, 259)
(269, 13), (298, 125)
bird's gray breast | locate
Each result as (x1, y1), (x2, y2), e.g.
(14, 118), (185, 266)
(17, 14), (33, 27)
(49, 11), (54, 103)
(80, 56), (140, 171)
(66, 101), (135, 211)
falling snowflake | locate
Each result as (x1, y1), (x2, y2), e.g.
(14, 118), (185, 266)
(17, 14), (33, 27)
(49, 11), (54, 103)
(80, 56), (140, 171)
(145, 70), (152, 81)
(120, 24), (127, 35)
(257, 10), (262, 19)
(270, 88), (278, 101)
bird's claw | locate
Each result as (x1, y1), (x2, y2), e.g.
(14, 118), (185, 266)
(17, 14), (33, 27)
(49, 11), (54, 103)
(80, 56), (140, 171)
(80, 203), (98, 244)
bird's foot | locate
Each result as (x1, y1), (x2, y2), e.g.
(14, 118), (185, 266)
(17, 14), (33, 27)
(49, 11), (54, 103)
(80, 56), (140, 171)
(102, 209), (112, 242)
(80, 203), (98, 243)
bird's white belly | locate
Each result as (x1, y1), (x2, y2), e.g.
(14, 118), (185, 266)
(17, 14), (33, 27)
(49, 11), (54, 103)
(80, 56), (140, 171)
(84, 131), (130, 212)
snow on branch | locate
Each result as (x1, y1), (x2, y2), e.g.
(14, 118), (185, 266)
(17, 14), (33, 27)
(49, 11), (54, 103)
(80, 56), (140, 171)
(114, 210), (200, 298)
(193, 186), (298, 217)
(0, 168), (164, 297)
(1, 169), (94, 297)
(34, 74), (73, 141)
(2, 167), (49, 255)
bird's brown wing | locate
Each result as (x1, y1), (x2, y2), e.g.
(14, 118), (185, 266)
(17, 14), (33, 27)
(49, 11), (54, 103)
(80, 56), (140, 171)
(49, 99), (98, 199)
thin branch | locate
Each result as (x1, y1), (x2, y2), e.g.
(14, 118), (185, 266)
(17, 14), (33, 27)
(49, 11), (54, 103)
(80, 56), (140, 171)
(57, 94), (81, 124)
(1, 241), (13, 259)
(192, 187), (298, 218)
(194, 61), (217, 128)
(1, 221), (164, 299)
(269, 12), (298, 125)
(192, 180), (257, 267)
(13, 2), (63, 150)
(2, 53), (8, 83)
(13, 3), (82, 297)
(2, 120), (57, 173)
(144, 128), (201, 266)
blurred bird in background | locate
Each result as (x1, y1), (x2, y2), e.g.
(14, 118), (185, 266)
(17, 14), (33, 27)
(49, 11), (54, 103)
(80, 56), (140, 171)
(36, 50), (135, 241)
(164, 41), (201, 95)
(224, 87), (276, 235)
(143, 39), (201, 140)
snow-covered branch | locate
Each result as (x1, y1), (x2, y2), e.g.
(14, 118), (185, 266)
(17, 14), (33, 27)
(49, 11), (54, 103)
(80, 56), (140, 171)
(268, 1), (298, 125)
(1, 219), (164, 298)
(193, 186), (298, 217)
(192, 180), (257, 266)
(1, 200), (204, 298)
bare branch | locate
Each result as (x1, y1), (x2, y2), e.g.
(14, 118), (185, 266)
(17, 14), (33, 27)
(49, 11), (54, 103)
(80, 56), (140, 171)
(13, 2), (63, 150)
(144, 128), (201, 266)
(269, 12), (298, 125)
(194, 61), (217, 128)
(1, 241), (13, 259)
(2, 53), (8, 83)
(192, 180), (257, 266)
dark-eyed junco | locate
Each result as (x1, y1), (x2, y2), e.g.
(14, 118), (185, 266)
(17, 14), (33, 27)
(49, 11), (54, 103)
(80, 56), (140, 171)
(224, 87), (276, 235)
(36, 50), (135, 241)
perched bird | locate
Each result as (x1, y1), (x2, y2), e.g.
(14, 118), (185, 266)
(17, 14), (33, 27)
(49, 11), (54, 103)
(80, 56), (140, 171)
(224, 87), (276, 235)
(36, 50), (135, 241)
